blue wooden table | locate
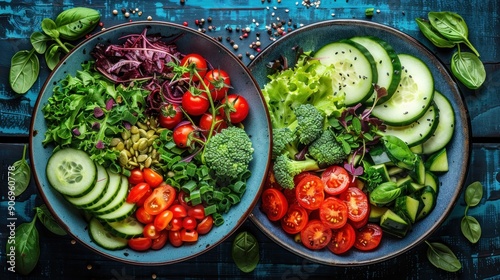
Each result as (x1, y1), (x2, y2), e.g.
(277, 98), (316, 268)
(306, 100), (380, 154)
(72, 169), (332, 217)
(1, 1), (499, 279)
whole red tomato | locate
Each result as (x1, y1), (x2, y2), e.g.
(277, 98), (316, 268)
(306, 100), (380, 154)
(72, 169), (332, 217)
(203, 69), (231, 101)
(159, 103), (183, 129)
(180, 53), (207, 82)
(182, 90), (210, 116)
(219, 94), (249, 124)
(173, 123), (196, 148)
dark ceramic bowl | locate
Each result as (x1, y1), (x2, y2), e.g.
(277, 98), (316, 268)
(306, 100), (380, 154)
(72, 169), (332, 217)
(247, 20), (471, 266)
(29, 21), (271, 265)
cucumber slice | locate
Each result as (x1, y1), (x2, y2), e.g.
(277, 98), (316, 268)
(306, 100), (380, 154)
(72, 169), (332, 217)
(92, 175), (128, 215)
(395, 195), (421, 223)
(84, 170), (122, 212)
(46, 148), (97, 197)
(349, 36), (401, 104)
(372, 54), (435, 126)
(96, 201), (136, 223)
(424, 171), (439, 193)
(89, 217), (128, 250)
(415, 186), (437, 221)
(425, 148), (449, 172)
(422, 91), (455, 155)
(380, 209), (410, 238)
(65, 164), (109, 208)
(314, 40), (377, 106)
(106, 216), (144, 239)
(384, 103), (439, 147)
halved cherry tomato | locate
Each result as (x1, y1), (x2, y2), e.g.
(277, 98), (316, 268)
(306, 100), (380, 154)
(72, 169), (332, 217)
(261, 188), (289, 221)
(300, 220), (332, 250)
(151, 230), (168, 250)
(319, 197), (348, 229)
(339, 187), (369, 223)
(180, 53), (207, 82)
(321, 165), (350, 196)
(219, 94), (249, 124)
(187, 204), (206, 220)
(295, 175), (325, 210)
(180, 228), (199, 242)
(143, 223), (160, 239)
(354, 223), (383, 251)
(143, 168), (163, 188)
(182, 90), (210, 116)
(294, 171), (315, 186)
(203, 69), (231, 101)
(126, 182), (151, 203)
(197, 215), (214, 235)
(177, 191), (192, 210)
(182, 216), (197, 230)
(136, 188), (152, 207)
(169, 204), (188, 218)
(154, 210), (174, 231)
(143, 184), (176, 215)
(198, 113), (228, 136)
(128, 168), (144, 185)
(135, 206), (154, 224)
(128, 237), (152, 251)
(168, 217), (183, 231)
(159, 103), (183, 129)
(169, 230), (183, 247)
(348, 203), (370, 229)
(173, 123), (196, 148)
(327, 223), (356, 255)
(281, 204), (309, 234)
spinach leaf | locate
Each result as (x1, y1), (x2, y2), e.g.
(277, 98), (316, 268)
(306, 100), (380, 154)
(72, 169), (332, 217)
(464, 181), (483, 207)
(9, 49), (40, 94)
(451, 51), (486, 90)
(231, 231), (259, 273)
(382, 135), (417, 169)
(55, 7), (101, 40)
(41, 18), (60, 39)
(369, 181), (402, 206)
(461, 215), (481, 244)
(425, 241), (462, 272)
(415, 18), (456, 48)
(428, 11), (479, 57)
(11, 217), (40, 275)
(11, 145), (31, 196)
(45, 44), (62, 70)
(36, 204), (67, 236)
(30, 32), (52, 54)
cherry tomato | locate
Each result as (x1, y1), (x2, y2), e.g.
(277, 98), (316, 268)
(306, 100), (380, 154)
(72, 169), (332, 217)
(151, 230), (168, 250)
(349, 203), (370, 229)
(203, 69), (231, 101)
(177, 191), (192, 210)
(197, 215), (214, 235)
(169, 217), (183, 231)
(159, 103), (183, 129)
(128, 237), (152, 251)
(143, 168), (163, 188)
(281, 204), (309, 234)
(261, 188), (289, 222)
(182, 90), (210, 116)
(219, 94), (249, 124)
(182, 216), (198, 230)
(319, 197), (348, 229)
(126, 182), (151, 204)
(321, 165), (350, 196)
(135, 206), (154, 224)
(180, 53), (207, 82)
(295, 175), (325, 210)
(327, 223), (356, 255)
(198, 113), (228, 136)
(300, 220), (332, 250)
(169, 204), (188, 218)
(339, 187), (369, 223)
(143, 184), (176, 216)
(143, 223), (160, 239)
(180, 228), (199, 242)
(173, 123), (196, 148)
(136, 188), (152, 207)
(354, 223), (383, 251)
(187, 204), (206, 220)
(128, 168), (144, 185)
(294, 171), (316, 186)
(154, 210), (174, 231)
(169, 230), (183, 247)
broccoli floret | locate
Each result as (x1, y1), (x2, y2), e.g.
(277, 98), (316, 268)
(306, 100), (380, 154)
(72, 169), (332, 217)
(293, 104), (324, 145)
(204, 126), (254, 179)
(272, 127), (299, 159)
(308, 129), (348, 166)
(273, 154), (320, 189)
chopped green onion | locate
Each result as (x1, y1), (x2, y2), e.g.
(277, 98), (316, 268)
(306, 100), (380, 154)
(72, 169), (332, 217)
(228, 193), (241, 204)
(221, 187), (231, 195)
(189, 189), (202, 205)
(213, 213), (224, 226)
(230, 181), (246, 194)
(204, 204), (217, 216)
(181, 180), (197, 193)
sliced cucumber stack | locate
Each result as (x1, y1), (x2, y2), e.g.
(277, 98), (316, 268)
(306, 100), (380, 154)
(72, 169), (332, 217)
(421, 91), (455, 154)
(65, 164), (109, 208)
(314, 39), (377, 106)
(89, 217), (128, 250)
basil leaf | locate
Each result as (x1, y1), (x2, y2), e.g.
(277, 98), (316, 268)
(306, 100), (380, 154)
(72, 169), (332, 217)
(382, 135), (417, 169)
(9, 49), (40, 94)
(55, 7), (100, 41)
(41, 18), (59, 39)
(369, 181), (402, 206)
(11, 145), (31, 196)
(415, 18), (456, 48)
(10, 218), (40, 275)
(428, 11), (479, 57)
(426, 241), (462, 272)
(464, 181), (483, 207)
(231, 231), (259, 273)
(36, 204), (67, 236)
(461, 215), (481, 244)
(30, 31), (52, 54)
(45, 44), (62, 71)
(451, 51), (486, 90)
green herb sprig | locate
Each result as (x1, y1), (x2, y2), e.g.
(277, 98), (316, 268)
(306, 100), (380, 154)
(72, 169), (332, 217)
(10, 145), (31, 196)
(461, 181), (483, 243)
(425, 241), (462, 272)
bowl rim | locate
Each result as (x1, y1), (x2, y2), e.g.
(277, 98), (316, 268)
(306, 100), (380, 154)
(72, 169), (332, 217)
(247, 19), (472, 266)
(29, 20), (272, 265)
